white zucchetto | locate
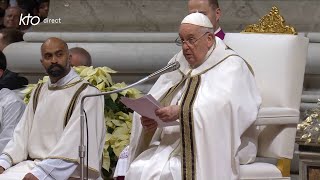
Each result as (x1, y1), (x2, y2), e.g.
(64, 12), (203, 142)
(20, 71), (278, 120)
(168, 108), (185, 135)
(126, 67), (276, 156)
(181, 12), (213, 28)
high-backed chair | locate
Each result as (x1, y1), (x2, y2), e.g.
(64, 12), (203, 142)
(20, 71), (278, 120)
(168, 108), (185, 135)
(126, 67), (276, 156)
(224, 32), (308, 179)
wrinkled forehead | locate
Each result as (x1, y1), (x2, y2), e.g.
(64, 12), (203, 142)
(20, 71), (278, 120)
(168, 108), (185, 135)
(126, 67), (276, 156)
(179, 23), (202, 36)
(41, 42), (68, 55)
(5, 8), (21, 15)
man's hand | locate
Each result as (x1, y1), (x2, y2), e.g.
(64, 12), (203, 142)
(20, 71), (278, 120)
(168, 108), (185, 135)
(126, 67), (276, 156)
(155, 105), (180, 122)
(0, 166), (4, 174)
(141, 116), (158, 133)
(23, 173), (39, 180)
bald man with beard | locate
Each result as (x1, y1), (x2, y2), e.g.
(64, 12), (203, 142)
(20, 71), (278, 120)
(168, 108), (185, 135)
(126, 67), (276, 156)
(0, 37), (105, 180)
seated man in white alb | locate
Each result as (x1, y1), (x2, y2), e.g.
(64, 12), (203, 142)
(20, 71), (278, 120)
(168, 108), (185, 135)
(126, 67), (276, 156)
(0, 88), (25, 153)
(0, 52), (25, 153)
(114, 1), (259, 178)
(0, 37), (105, 180)
(125, 13), (261, 179)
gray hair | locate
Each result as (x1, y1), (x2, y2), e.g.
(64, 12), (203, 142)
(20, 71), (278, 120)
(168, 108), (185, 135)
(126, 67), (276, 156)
(199, 26), (214, 34)
(69, 47), (92, 66)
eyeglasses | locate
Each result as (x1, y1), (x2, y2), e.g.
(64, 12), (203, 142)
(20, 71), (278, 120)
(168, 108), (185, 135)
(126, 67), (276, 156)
(175, 32), (209, 47)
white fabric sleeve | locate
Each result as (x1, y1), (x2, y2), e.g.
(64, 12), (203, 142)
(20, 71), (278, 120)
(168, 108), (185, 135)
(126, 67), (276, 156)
(114, 145), (129, 177)
(0, 101), (25, 152)
(30, 159), (77, 180)
(2, 96), (35, 163)
(0, 154), (12, 169)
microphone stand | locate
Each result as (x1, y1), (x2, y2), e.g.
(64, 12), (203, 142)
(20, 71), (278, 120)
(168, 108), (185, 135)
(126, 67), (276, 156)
(79, 62), (179, 180)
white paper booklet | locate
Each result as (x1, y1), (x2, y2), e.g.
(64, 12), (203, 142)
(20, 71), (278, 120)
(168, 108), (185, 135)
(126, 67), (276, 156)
(120, 94), (179, 127)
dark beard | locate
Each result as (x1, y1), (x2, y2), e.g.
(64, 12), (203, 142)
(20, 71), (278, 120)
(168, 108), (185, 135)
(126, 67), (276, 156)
(47, 64), (65, 77)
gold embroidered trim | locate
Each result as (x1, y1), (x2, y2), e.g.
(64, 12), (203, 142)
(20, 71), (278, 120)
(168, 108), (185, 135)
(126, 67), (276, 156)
(64, 83), (89, 127)
(27, 156), (43, 161)
(48, 79), (82, 90)
(197, 54), (236, 76)
(32, 83), (44, 113)
(139, 80), (187, 149)
(243, 59), (255, 76)
(140, 129), (157, 151)
(196, 54), (255, 76)
(159, 71), (191, 107)
(180, 75), (201, 180)
(159, 86), (177, 106)
(1, 152), (14, 165)
(1, 154), (99, 173)
(225, 47), (255, 76)
(46, 156), (99, 173)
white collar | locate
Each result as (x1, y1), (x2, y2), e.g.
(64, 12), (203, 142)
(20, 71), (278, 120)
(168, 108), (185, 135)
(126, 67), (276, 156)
(177, 37), (237, 76)
(214, 27), (221, 34)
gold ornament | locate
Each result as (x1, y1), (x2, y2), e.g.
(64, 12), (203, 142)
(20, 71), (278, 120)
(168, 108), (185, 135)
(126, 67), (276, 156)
(242, 6), (297, 35)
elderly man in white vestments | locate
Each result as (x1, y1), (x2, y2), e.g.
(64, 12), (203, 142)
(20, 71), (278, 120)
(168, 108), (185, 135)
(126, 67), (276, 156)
(0, 37), (106, 180)
(126, 13), (261, 180)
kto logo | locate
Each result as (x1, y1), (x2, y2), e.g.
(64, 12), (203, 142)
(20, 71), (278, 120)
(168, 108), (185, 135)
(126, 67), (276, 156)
(19, 13), (41, 25)
(19, 13), (61, 26)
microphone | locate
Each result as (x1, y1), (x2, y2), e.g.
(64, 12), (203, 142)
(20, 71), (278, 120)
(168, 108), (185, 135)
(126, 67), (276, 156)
(147, 61), (180, 80)
(79, 61), (180, 180)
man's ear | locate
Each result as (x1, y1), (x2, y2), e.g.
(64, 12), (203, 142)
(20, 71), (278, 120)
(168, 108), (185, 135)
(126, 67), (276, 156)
(69, 54), (72, 63)
(207, 33), (215, 47)
(68, 54), (72, 67)
(40, 58), (45, 68)
(215, 8), (221, 22)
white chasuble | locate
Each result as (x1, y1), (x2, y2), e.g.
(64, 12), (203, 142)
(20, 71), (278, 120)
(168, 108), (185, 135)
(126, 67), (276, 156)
(126, 38), (261, 180)
(1, 75), (105, 179)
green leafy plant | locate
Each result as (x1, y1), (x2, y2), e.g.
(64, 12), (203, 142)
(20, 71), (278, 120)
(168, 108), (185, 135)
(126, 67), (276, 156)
(22, 66), (141, 178)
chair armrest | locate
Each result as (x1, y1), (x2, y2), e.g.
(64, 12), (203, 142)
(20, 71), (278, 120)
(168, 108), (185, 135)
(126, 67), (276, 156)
(255, 107), (299, 125)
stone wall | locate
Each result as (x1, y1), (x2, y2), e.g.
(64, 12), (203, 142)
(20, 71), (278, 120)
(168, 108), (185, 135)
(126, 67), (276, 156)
(33, 0), (320, 33)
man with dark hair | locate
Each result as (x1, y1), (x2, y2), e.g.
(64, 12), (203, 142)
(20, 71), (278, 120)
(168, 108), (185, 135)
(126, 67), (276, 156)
(0, 8), (5, 29)
(69, 47), (92, 67)
(36, 0), (49, 22)
(0, 28), (24, 50)
(0, 51), (7, 79)
(0, 51), (28, 90)
(16, 0), (37, 15)
(0, 51), (25, 153)
(188, 0), (225, 39)
(0, 0), (9, 11)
